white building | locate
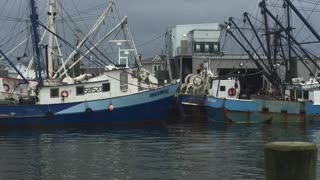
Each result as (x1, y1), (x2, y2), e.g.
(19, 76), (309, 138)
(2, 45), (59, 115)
(166, 23), (221, 57)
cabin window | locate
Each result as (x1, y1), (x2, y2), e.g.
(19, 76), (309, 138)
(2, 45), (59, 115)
(303, 91), (309, 99)
(120, 71), (128, 92)
(296, 90), (302, 99)
(76, 86), (84, 96)
(50, 88), (59, 98)
(102, 83), (110, 92)
(220, 86), (226, 92)
(210, 79), (214, 89)
(290, 90), (295, 101)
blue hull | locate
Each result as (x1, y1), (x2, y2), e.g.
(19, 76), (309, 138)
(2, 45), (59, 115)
(0, 83), (179, 127)
(306, 103), (320, 121)
(177, 94), (206, 118)
(0, 97), (173, 126)
(205, 96), (309, 123)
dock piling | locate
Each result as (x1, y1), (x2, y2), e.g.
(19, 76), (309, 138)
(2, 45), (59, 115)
(264, 141), (317, 180)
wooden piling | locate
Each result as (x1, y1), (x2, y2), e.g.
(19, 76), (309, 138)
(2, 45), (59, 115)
(265, 141), (317, 180)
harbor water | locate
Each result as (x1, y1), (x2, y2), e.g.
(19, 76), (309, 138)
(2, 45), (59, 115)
(0, 116), (320, 180)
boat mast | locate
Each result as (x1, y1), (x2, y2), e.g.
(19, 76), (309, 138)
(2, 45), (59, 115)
(29, 0), (43, 87)
(52, 2), (114, 79)
(285, 0), (292, 83)
(259, 1), (320, 71)
(47, 0), (57, 79)
(262, 0), (271, 59)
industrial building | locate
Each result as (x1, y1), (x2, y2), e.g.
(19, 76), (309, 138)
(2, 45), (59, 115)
(165, 23), (318, 94)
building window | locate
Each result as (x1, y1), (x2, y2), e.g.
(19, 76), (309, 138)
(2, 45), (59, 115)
(153, 65), (161, 74)
(220, 86), (226, 92)
(120, 72), (128, 92)
(76, 86), (84, 96)
(205, 44), (209, 52)
(195, 44), (201, 52)
(50, 88), (59, 98)
(102, 83), (110, 92)
(194, 42), (219, 53)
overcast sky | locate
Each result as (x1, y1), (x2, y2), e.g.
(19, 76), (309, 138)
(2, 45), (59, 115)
(2, 0), (320, 61)
(114, 0), (261, 58)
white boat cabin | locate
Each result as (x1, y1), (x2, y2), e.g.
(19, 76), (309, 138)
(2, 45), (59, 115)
(38, 68), (150, 104)
(285, 77), (320, 103)
(207, 78), (240, 99)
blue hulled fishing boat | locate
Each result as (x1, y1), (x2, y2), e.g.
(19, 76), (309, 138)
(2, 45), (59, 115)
(205, 0), (320, 123)
(0, 0), (180, 127)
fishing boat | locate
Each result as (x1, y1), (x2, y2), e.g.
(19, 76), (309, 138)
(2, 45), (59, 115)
(205, 0), (320, 123)
(178, 61), (243, 119)
(0, 0), (180, 127)
(178, 62), (213, 118)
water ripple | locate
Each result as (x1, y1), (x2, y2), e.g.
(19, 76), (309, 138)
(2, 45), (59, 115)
(0, 121), (318, 179)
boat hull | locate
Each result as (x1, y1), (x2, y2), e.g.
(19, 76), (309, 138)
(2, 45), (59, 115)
(205, 96), (308, 123)
(0, 83), (180, 127)
(177, 94), (206, 119)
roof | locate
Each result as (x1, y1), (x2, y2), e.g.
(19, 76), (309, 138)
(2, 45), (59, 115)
(142, 55), (167, 64)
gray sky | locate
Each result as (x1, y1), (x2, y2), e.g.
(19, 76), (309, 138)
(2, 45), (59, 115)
(2, 0), (320, 62)
(114, 0), (260, 58)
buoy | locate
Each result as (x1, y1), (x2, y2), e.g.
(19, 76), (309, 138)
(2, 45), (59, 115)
(108, 104), (114, 111)
(60, 90), (69, 98)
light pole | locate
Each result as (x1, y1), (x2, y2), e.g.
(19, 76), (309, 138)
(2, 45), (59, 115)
(110, 40), (135, 68)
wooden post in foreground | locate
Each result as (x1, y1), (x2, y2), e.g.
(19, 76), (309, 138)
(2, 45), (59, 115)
(265, 141), (317, 180)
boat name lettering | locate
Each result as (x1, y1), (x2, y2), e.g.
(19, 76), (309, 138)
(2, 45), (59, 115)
(149, 89), (169, 97)
(84, 86), (102, 94)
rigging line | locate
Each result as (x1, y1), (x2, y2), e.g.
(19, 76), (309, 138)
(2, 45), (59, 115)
(71, 0), (90, 32)
(64, 24), (126, 76)
(59, 0), (68, 59)
(57, 15), (110, 23)
(83, 29), (124, 67)
(248, 13), (264, 25)
(224, 58), (252, 77)
(56, 0), (115, 62)
(268, 0), (282, 13)
(36, 21), (106, 67)
(87, 26), (125, 67)
(70, 0), (108, 56)
(0, 27), (28, 47)
(243, 70), (265, 76)
(267, 3), (320, 12)
(0, 0), (10, 18)
(295, 0), (320, 40)
(63, 2), (109, 18)
(0, 16), (27, 22)
(0, 1), (46, 52)
(2, 2), (29, 55)
(300, 0), (320, 5)
(2, 0), (23, 50)
(113, 1), (123, 22)
(137, 33), (166, 48)
(299, 45), (320, 59)
(56, 0), (89, 38)
(220, 29), (227, 52)
(297, 0), (312, 21)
